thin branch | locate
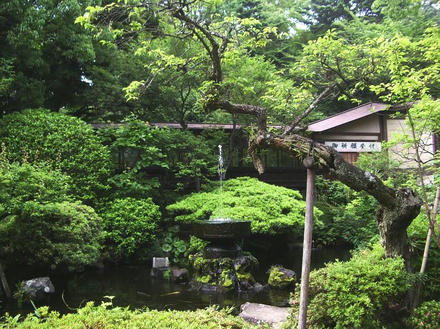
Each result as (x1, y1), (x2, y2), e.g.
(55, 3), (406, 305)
(281, 84), (335, 138)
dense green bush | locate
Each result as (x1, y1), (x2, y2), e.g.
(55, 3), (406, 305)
(314, 177), (379, 247)
(0, 201), (102, 271)
(0, 302), (255, 329)
(408, 213), (440, 299)
(101, 197), (161, 261)
(410, 300), (440, 329)
(0, 161), (102, 271)
(284, 244), (410, 329)
(0, 109), (111, 203)
(0, 162), (72, 215)
(105, 119), (217, 202)
(167, 177), (321, 234)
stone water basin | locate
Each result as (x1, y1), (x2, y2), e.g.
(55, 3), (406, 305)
(181, 219), (251, 259)
(192, 218), (251, 241)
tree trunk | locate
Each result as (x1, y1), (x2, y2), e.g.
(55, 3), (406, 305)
(0, 262), (11, 298)
(255, 133), (422, 268)
(377, 188), (423, 271)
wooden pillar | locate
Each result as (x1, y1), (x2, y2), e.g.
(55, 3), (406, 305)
(298, 157), (315, 329)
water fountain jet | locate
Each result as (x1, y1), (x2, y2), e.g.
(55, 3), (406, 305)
(187, 145), (255, 292)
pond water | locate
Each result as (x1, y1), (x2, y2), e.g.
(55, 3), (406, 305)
(1, 245), (351, 316)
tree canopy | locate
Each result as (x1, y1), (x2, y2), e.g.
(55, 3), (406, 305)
(73, 0), (440, 268)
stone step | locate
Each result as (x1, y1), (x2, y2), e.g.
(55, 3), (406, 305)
(239, 302), (290, 328)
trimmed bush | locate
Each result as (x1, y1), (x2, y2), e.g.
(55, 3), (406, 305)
(167, 177), (321, 234)
(0, 162), (102, 271)
(0, 109), (111, 203)
(283, 243), (410, 329)
(1, 201), (102, 272)
(101, 197), (161, 260)
(1, 303), (255, 328)
(410, 300), (440, 329)
(0, 162), (72, 216)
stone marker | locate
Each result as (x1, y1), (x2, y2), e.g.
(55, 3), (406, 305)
(239, 302), (290, 329)
(152, 257), (169, 268)
(151, 257), (170, 279)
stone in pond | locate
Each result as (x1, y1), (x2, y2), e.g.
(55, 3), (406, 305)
(267, 265), (296, 289)
(171, 268), (189, 283)
(23, 277), (55, 301)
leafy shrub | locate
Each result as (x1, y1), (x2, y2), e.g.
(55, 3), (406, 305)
(410, 300), (440, 329)
(167, 177), (321, 234)
(105, 119), (217, 201)
(0, 302), (255, 329)
(408, 213), (440, 299)
(0, 162), (102, 271)
(157, 226), (209, 266)
(284, 243), (410, 329)
(0, 201), (102, 272)
(160, 226), (188, 265)
(0, 109), (111, 203)
(314, 177), (379, 247)
(0, 162), (72, 216)
(101, 197), (161, 261)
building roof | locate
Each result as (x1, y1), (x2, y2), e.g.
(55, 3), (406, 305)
(307, 102), (388, 132)
(93, 122), (283, 130)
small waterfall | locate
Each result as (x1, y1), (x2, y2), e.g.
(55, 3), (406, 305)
(216, 145), (225, 220)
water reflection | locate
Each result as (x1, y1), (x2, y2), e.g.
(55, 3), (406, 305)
(1, 246), (351, 316)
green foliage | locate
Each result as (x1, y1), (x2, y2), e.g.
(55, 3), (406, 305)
(107, 118), (217, 200)
(410, 300), (440, 329)
(186, 235), (209, 256)
(101, 197), (161, 261)
(12, 281), (26, 307)
(1, 200), (102, 272)
(0, 0), (97, 113)
(0, 109), (111, 203)
(284, 244), (411, 329)
(0, 161), (101, 271)
(408, 213), (440, 300)
(0, 302), (255, 329)
(160, 226), (188, 265)
(157, 226), (208, 266)
(167, 177), (321, 235)
(0, 161), (72, 216)
(314, 177), (379, 247)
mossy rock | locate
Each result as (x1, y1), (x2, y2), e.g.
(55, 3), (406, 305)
(268, 265), (296, 289)
(190, 252), (259, 292)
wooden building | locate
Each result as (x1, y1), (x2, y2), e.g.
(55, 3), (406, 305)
(94, 102), (437, 192)
(308, 102), (437, 168)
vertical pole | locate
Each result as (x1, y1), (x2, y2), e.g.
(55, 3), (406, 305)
(298, 157), (315, 329)
(0, 261), (11, 298)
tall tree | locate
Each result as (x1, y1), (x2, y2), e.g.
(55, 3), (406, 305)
(76, 0), (440, 269)
(0, 0), (98, 114)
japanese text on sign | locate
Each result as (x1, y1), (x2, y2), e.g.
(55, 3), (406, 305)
(324, 141), (382, 152)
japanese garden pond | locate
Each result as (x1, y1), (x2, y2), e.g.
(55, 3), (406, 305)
(1, 245), (351, 316)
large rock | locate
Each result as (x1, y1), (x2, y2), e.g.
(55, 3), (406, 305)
(23, 277), (55, 300)
(171, 267), (189, 283)
(239, 302), (290, 328)
(267, 265), (296, 289)
(190, 252), (260, 292)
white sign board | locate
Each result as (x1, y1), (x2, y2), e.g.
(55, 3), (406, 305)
(325, 141), (382, 153)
